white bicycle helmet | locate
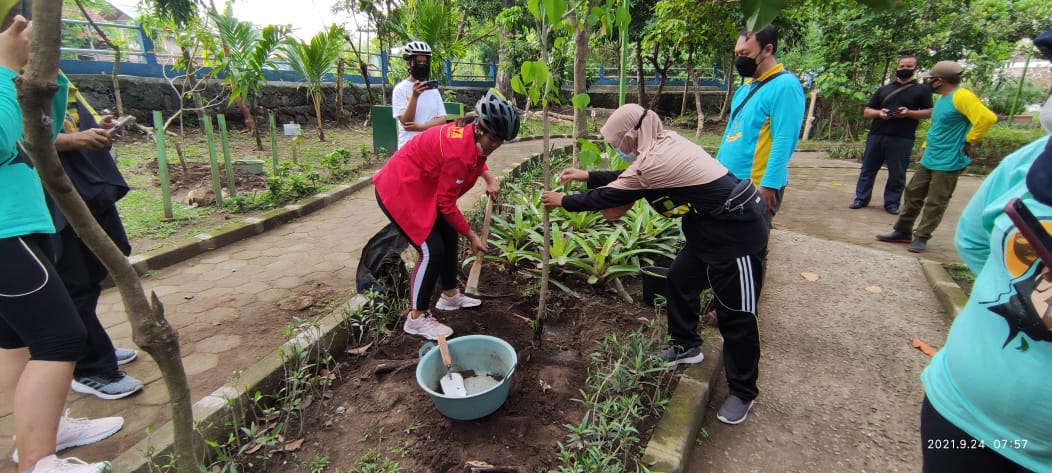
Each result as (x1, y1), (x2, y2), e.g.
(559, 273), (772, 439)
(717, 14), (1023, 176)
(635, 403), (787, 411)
(402, 41), (432, 60)
(475, 89), (520, 141)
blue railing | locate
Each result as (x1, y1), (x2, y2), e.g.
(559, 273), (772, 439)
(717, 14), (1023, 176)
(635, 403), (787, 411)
(59, 18), (726, 90)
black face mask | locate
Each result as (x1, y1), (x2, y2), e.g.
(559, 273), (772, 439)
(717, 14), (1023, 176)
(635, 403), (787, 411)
(735, 54), (760, 78)
(925, 78), (941, 93)
(895, 68), (915, 80)
(411, 62), (430, 81)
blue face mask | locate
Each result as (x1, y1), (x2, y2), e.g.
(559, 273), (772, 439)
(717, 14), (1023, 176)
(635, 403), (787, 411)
(615, 148), (636, 163)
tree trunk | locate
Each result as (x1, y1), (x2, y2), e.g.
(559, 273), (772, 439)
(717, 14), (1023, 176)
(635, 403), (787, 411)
(535, 23), (551, 347)
(718, 58), (732, 121)
(569, 0), (595, 167)
(692, 58), (705, 138)
(635, 44), (645, 105)
(313, 90), (326, 141)
(252, 97), (264, 150)
(495, 0), (515, 103)
(681, 52), (692, 118)
(336, 57), (346, 127)
(21, 2), (198, 472)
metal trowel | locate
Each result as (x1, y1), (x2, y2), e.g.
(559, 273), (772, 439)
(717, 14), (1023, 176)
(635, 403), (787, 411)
(437, 336), (467, 398)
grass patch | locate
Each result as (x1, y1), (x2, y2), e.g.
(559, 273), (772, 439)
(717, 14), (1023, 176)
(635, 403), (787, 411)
(944, 262), (975, 296)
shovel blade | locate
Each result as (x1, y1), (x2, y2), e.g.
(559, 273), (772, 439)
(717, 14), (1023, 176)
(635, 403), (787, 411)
(441, 372), (468, 398)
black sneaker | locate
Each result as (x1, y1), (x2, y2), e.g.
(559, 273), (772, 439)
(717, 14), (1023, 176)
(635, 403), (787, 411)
(885, 205), (899, 215)
(849, 200), (866, 209)
(908, 237), (928, 253)
(657, 346), (705, 366)
(716, 395), (756, 425)
(876, 230), (912, 243)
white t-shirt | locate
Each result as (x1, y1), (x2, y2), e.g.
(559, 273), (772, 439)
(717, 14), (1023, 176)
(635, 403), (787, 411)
(392, 78), (446, 149)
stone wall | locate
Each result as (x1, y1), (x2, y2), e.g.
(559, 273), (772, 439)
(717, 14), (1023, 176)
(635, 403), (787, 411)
(69, 74), (726, 129)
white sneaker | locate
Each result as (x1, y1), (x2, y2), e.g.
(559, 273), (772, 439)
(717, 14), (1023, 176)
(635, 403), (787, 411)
(435, 290), (481, 311)
(12, 410), (124, 463)
(403, 312), (453, 340)
(26, 454), (110, 472)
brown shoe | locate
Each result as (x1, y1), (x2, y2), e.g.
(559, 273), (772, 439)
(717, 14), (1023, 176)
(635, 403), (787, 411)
(876, 230), (912, 243)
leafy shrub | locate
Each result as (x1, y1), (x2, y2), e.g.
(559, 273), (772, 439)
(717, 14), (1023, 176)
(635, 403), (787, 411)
(975, 78), (1048, 117)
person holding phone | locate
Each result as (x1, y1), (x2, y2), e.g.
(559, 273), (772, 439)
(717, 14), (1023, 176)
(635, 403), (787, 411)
(0, 7), (118, 472)
(849, 54), (933, 214)
(876, 60), (996, 253)
(392, 41), (446, 150)
(918, 27), (1052, 472)
(48, 73), (143, 401)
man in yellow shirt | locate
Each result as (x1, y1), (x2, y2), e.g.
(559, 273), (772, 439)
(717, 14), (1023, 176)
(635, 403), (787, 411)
(876, 61), (996, 253)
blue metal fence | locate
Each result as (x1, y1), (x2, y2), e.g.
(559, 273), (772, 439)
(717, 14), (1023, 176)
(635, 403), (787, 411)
(60, 18), (725, 90)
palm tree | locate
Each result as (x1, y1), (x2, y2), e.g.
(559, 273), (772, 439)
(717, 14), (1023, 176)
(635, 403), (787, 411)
(281, 25), (345, 141)
(209, 9), (289, 149)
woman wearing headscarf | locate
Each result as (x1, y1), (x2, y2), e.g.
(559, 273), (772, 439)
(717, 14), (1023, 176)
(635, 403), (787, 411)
(541, 103), (769, 425)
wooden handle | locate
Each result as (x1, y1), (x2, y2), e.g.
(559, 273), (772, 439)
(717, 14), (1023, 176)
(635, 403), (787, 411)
(465, 199), (494, 293)
(478, 198), (494, 248)
(438, 336), (452, 369)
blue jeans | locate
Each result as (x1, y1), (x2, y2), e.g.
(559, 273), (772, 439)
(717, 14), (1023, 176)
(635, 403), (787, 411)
(853, 134), (914, 209)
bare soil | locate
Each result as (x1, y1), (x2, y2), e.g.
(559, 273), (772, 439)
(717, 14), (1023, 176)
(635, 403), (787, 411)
(251, 266), (667, 473)
(139, 159), (269, 207)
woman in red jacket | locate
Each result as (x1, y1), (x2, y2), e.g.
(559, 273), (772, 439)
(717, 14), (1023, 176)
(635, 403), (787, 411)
(373, 90), (520, 339)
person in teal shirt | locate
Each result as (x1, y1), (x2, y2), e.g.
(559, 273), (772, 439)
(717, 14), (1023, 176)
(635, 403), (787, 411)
(716, 25), (805, 225)
(0, 8), (119, 473)
(921, 134), (1051, 472)
(920, 29), (1052, 473)
(877, 60), (996, 253)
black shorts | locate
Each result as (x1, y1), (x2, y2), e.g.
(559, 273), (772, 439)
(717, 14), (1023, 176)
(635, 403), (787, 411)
(0, 234), (85, 361)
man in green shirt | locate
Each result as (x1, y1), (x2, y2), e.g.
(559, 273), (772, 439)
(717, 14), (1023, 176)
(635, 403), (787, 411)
(876, 60), (996, 253)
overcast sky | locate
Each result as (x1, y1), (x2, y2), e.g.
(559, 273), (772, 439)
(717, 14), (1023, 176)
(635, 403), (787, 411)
(108, 0), (358, 40)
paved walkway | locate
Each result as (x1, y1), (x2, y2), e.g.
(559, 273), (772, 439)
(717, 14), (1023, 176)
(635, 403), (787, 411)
(0, 138), (574, 462)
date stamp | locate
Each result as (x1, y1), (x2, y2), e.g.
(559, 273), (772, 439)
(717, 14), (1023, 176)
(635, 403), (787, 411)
(926, 439), (1029, 450)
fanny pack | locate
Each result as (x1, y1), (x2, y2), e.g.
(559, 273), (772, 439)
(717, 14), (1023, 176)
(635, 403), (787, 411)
(710, 179), (763, 222)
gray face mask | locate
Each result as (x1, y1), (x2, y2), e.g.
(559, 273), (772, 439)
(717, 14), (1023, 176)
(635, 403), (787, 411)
(1041, 95), (1052, 135)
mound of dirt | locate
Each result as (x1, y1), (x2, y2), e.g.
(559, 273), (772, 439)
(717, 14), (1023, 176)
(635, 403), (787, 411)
(141, 160), (268, 206)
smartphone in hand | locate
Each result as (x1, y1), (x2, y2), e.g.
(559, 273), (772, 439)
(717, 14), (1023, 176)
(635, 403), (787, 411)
(108, 115), (135, 136)
(425, 80), (440, 90)
(1004, 197), (1052, 271)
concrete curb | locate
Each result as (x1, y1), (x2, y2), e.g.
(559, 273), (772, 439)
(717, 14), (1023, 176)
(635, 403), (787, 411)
(641, 338), (724, 473)
(919, 259), (969, 320)
(111, 295), (370, 473)
(112, 143), (574, 470)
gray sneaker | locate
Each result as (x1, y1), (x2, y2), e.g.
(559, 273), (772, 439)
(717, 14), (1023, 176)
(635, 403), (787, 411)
(907, 237), (928, 253)
(716, 395), (755, 425)
(657, 345), (705, 366)
(115, 348), (138, 366)
(72, 372), (143, 400)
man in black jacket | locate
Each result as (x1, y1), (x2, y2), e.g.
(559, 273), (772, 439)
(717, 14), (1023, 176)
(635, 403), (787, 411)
(850, 54), (933, 214)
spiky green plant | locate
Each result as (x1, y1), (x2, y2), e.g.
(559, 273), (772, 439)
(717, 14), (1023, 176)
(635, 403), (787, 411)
(281, 25), (346, 141)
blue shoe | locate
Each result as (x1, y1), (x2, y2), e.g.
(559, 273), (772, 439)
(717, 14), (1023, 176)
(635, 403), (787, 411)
(72, 372), (143, 400)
